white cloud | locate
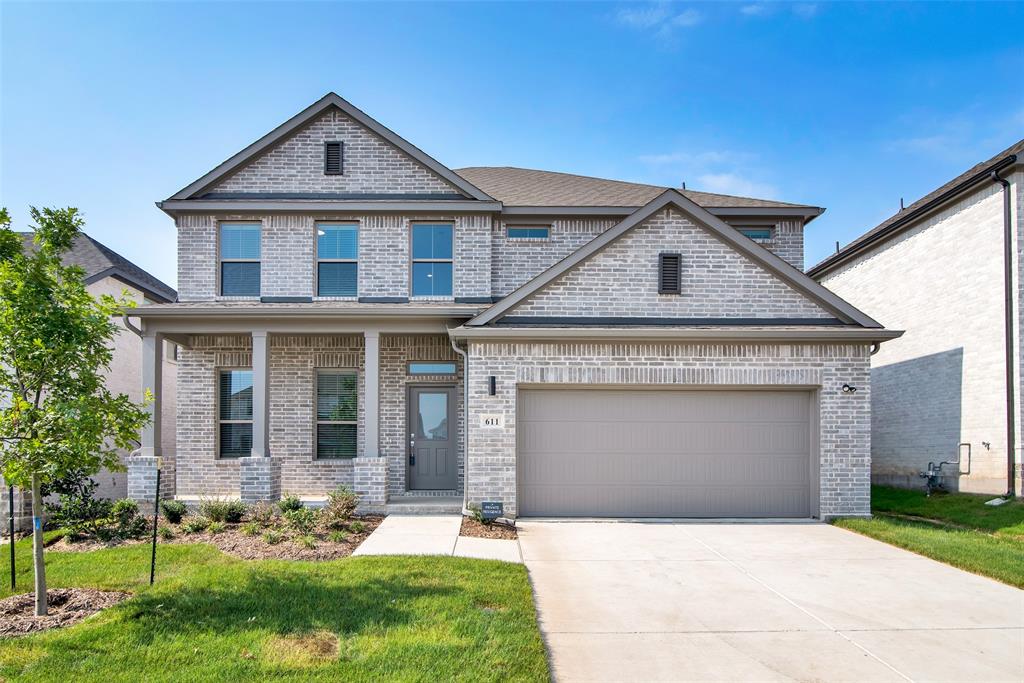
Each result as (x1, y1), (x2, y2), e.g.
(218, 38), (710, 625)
(697, 173), (779, 199)
(615, 3), (703, 41)
(740, 3), (772, 17)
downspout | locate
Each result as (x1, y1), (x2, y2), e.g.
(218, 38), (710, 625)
(448, 328), (471, 515)
(991, 169), (1017, 498)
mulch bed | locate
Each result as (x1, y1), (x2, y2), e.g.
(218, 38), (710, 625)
(0, 588), (130, 637)
(48, 516), (384, 562)
(460, 517), (517, 540)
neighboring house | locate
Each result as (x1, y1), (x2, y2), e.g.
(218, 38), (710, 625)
(809, 140), (1023, 495)
(2, 233), (177, 529)
(126, 92), (897, 520)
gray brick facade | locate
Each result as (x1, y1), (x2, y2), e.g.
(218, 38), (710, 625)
(465, 340), (872, 518)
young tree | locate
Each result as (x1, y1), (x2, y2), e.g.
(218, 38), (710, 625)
(0, 207), (150, 616)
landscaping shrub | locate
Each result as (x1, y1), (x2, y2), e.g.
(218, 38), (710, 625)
(157, 526), (175, 541)
(241, 521), (262, 537)
(263, 529), (284, 545)
(44, 476), (113, 539)
(160, 500), (188, 524)
(182, 517), (210, 534)
(106, 499), (148, 540)
(199, 498), (244, 523)
(249, 501), (277, 527)
(208, 521), (226, 535)
(284, 508), (318, 535)
(327, 530), (349, 544)
(321, 486), (359, 530)
(278, 493), (303, 513)
(468, 503), (492, 526)
(224, 500), (246, 523)
(349, 520), (366, 534)
(297, 534), (317, 549)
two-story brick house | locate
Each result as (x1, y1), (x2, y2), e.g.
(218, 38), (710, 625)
(127, 92), (899, 519)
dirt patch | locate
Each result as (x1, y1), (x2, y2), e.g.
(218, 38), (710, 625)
(49, 516), (383, 561)
(263, 629), (340, 667)
(0, 588), (130, 637)
(49, 536), (147, 552)
(460, 517), (517, 540)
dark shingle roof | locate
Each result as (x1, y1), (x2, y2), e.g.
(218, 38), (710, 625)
(808, 138), (1024, 277)
(19, 232), (177, 303)
(454, 166), (815, 209)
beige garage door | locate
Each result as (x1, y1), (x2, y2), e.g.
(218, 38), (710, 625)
(518, 389), (813, 518)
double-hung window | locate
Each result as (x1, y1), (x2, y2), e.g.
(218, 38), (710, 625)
(317, 224), (358, 296)
(218, 369), (253, 458)
(411, 223), (453, 297)
(220, 223), (261, 296)
(316, 371), (358, 458)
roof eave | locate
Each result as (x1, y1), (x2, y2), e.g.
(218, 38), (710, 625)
(157, 199), (503, 216)
(450, 325), (903, 343)
(126, 304), (481, 319)
(499, 205), (824, 219)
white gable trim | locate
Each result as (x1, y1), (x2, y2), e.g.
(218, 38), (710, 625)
(468, 189), (883, 328)
(167, 93), (493, 202)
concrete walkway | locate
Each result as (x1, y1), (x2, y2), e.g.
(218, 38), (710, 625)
(352, 514), (521, 563)
(519, 520), (1024, 682)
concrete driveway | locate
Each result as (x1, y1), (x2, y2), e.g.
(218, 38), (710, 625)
(518, 521), (1024, 682)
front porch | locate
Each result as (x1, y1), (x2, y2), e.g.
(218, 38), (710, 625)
(128, 311), (469, 514)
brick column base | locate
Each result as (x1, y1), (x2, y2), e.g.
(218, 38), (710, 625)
(239, 457), (281, 504)
(127, 455), (160, 508)
(353, 457), (387, 514)
(0, 481), (32, 534)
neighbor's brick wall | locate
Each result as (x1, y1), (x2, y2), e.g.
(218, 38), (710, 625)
(380, 335), (464, 497)
(209, 109), (461, 195)
(821, 180), (1011, 493)
(510, 208), (831, 319)
(465, 340), (872, 518)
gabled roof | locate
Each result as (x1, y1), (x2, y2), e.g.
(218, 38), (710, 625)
(467, 189), (882, 328)
(808, 138), (1023, 278)
(19, 232), (177, 303)
(167, 92), (494, 203)
(455, 166), (820, 211)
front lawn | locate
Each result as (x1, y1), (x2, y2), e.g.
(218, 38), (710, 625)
(835, 486), (1024, 588)
(0, 539), (548, 682)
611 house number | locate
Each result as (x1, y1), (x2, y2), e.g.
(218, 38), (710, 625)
(480, 414), (504, 428)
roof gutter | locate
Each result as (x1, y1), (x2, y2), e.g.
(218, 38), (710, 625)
(991, 170), (1018, 498)
(808, 154), (1019, 278)
(449, 325), (903, 343)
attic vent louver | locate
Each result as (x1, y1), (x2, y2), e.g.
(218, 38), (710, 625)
(658, 253), (682, 295)
(324, 141), (343, 175)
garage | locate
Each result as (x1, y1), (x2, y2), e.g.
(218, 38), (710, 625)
(517, 388), (814, 518)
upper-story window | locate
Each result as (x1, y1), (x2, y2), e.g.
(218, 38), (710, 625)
(507, 225), (551, 240)
(317, 224), (358, 297)
(411, 223), (453, 297)
(220, 223), (261, 296)
(736, 226), (773, 242)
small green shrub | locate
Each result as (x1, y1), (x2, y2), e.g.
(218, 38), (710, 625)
(327, 530), (349, 544)
(467, 503), (492, 526)
(284, 508), (318, 535)
(224, 500), (246, 523)
(182, 517), (210, 534)
(349, 520), (366, 534)
(241, 521), (262, 537)
(208, 521), (226, 535)
(297, 534), (317, 549)
(249, 501), (277, 527)
(110, 499), (148, 539)
(263, 529), (284, 545)
(160, 500), (188, 524)
(321, 486), (359, 530)
(157, 525), (175, 541)
(278, 494), (303, 513)
(199, 498), (236, 522)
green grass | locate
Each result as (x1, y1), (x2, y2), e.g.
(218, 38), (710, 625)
(835, 486), (1024, 588)
(0, 539), (549, 682)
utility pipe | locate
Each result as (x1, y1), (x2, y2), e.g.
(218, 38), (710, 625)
(991, 170), (1017, 498)
(448, 329), (471, 515)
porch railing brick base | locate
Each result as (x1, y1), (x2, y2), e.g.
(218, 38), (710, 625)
(354, 457), (387, 514)
(240, 456), (282, 503)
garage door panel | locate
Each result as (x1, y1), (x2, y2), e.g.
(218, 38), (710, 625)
(518, 389), (812, 518)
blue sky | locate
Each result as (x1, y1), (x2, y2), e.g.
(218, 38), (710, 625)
(2, 1), (1022, 289)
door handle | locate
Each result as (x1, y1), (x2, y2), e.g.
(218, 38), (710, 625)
(409, 433), (415, 465)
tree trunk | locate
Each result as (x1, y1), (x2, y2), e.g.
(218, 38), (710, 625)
(31, 473), (46, 616)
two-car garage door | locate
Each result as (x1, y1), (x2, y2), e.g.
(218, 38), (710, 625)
(517, 389), (813, 518)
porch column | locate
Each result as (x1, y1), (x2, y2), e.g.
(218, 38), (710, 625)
(251, 330), (269, 458)
(364, 331), (380, 458)
(139, 332), (163, 457)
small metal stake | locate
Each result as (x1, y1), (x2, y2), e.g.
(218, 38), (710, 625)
(149, 467), (161, 586)
(9, 485), (15, 590)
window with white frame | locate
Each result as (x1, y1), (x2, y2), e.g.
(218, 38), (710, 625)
(316, 370), (358, 458)
(220, 223), (261, 296)
(317, 224), (358, 296)
(411, 223), (453, 297)
(218, 369), (253, 458)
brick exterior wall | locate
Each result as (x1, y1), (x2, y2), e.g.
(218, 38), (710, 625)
(510, 208), (831, 319)
(465, 340), (872, 518)
(821, 178), (1016, 493)
(210, 109), (461, 195)
(380, 335), (464, 497)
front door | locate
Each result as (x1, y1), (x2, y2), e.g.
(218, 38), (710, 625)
(408, 386), (457, 490)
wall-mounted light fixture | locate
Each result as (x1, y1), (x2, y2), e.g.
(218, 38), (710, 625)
(488, 376), (497, 396)
(841, 384), (857, 394)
